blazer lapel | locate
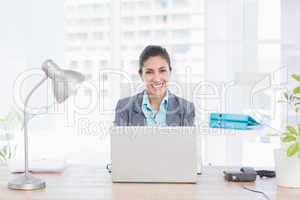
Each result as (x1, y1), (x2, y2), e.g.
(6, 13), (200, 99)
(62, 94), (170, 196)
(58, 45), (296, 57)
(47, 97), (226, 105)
(166, 92), (182, 126)
(131, 91), (146, 126)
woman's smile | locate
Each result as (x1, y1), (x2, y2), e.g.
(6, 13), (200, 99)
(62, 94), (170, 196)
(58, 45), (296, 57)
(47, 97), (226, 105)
(152, 81), (163, 89)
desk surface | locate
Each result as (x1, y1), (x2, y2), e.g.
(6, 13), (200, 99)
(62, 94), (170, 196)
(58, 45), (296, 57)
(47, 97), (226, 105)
(0, 165), (299, 200)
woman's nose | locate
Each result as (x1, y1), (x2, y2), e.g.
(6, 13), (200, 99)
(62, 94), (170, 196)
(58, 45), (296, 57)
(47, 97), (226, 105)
(153, 71), (161, 81)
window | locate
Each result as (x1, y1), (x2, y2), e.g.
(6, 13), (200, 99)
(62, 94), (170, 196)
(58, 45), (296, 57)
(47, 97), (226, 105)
(204, 0), (281, 167)
(155, 15), (168, 25)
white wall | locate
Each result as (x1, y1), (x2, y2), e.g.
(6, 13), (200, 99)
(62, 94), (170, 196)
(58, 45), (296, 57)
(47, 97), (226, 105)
(0, 0), (64, 114)
(0, 1), (75, 164)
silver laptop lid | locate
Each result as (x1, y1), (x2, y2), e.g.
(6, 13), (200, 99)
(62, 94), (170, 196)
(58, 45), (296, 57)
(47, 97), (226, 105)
(110, 126), (198, 183)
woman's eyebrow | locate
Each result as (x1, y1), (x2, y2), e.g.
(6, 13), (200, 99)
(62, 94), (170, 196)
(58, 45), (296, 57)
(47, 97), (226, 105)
(144, 68), (154, 71)
(159, 66), (167, 69)
(144, 66), (167, 71)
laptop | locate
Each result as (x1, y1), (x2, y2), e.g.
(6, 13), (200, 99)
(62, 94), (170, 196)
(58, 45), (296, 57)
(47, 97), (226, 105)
(110, 126), (199, 183)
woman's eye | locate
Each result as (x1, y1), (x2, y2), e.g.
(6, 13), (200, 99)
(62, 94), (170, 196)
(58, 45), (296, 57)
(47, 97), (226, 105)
(145, 71), (152, 74)
(160, 69), (166, 73)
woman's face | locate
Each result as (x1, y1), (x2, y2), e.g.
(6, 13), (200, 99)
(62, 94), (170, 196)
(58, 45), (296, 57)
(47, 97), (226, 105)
(140, 55), (171, 98)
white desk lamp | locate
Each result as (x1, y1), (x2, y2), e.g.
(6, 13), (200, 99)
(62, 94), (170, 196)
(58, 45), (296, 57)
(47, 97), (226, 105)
(8, 59), (85, 190)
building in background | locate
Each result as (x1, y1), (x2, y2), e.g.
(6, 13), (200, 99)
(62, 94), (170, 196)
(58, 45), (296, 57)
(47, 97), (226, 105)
(64, 0), (205, 103)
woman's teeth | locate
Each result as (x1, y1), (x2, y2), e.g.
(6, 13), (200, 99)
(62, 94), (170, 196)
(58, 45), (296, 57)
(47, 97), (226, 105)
(153, 83), (163, 89)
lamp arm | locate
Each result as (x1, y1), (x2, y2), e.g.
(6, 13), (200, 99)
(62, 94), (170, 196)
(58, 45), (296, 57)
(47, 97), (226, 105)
(23, 76), (48, 176)
(24, 102), (56, 125)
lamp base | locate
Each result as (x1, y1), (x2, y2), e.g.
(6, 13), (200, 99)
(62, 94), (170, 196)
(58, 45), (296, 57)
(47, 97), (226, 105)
(8, 174), (46, 190)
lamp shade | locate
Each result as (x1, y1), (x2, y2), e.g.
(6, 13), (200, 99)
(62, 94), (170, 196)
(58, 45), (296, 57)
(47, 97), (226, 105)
(41, 59), (85, 103)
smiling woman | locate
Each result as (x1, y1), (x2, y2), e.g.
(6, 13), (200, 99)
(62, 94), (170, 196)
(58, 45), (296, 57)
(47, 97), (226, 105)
(114, 45), (195, 126)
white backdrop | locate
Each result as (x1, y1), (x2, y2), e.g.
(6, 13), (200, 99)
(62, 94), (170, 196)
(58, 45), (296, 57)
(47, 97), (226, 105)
(0, 0), (292, 167)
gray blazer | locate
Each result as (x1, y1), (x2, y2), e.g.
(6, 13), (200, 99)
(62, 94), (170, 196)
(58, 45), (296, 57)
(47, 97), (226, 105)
(114, 91), (195, 126)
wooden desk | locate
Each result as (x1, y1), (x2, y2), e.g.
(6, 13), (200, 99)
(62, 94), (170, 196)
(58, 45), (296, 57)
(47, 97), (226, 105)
(0, 165), (299, 200)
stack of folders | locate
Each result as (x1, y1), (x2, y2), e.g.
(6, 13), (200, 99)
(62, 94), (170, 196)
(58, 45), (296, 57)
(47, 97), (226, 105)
(209, 113), (261, 130)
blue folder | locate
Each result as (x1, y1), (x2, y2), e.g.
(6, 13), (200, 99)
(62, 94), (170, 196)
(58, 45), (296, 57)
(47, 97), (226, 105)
(209, 113), (261, 130)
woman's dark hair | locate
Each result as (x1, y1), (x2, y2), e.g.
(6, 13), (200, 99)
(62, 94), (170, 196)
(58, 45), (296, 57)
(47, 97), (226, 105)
(138, 45), (172, 74)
